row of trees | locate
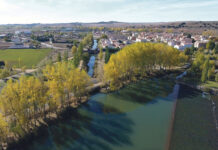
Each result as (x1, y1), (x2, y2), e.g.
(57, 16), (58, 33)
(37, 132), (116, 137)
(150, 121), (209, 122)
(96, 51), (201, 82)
(185, 39), (217, 83)
(206, 40), (218, 54)
(72, 43), (84, 67)
(82, 33), (93, 48)
(202, 30), (218, 37)
(31, 33), (53, 42)
(71, 33), (94, 67)
(191, 52), (215, 82)
(104, 42), (188, 90)
(105, 48), (111, 64)
(56, 51), (69, 62)
(0, 62), (91, 145)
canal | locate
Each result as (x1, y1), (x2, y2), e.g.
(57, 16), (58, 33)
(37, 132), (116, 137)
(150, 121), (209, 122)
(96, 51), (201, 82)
(17, 77), (203, 150)
(87, 39), (98, 77)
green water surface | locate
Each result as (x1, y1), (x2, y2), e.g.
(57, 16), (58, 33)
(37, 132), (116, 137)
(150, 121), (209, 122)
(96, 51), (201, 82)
(17, 79), (181, 150)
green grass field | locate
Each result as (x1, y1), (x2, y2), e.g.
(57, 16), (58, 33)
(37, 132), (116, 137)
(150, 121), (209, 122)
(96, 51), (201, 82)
(0, 49), (51, 68)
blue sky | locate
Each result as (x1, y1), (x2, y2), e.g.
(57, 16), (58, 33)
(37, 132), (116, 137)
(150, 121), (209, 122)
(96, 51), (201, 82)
(0, 0), (217, 24)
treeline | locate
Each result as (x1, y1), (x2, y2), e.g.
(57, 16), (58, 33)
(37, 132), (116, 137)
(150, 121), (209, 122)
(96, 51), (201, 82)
(185, 39), (217, 83)
(82, 33), (93, 48)
(202, 30), (218, 37)
(104, 42), (188, 90)
(0, 62), (14, 79)
(104, 48), (120, 64)
(0, 62), (91, 146)
(71, 33), (93, 67)
(72, 43), (84, 67)
(31, 33), (53, 42)
(191, 52), (216, 82)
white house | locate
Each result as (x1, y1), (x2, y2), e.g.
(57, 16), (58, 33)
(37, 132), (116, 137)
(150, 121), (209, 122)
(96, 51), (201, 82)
(194, 41), (207, 48)
(174, 45), (184, 50)
(136, 38), (146, 43)
(168, 41), (176, 47)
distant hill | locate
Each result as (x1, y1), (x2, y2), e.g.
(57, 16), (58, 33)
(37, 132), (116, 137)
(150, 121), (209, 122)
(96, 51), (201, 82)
(0, 21), (218, 34)
(96, 21), (122, 24)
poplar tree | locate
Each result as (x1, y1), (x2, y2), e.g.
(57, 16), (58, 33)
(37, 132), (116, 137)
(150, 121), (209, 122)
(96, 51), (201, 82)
(57, 52), (62, 62)
(99, 47), (103, 60)
(72, 46), (77, 55)
(104, 42), (188, 90)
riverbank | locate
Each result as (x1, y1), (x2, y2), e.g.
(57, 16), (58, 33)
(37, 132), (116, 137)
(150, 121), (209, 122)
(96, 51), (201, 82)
(8, 75), (181, 150)
(3, 95), (89, 150)
(4, 58), (216, 150)
(3, 68), (184, 150)
(101, 69), (185, 93)
(177, 80), (218, 95)
(6, 106), (85, 150)
(175, 71), (218, 96)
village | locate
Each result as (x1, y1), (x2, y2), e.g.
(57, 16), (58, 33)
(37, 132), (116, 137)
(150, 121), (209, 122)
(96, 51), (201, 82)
(0, 0), (218, 148)
(0, 27), (214, 53)
(97, 30), (212, 50)
(0, 21), (217, 150)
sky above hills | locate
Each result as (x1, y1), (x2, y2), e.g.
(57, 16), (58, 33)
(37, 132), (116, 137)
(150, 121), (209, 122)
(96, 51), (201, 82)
(0, 0), (217, 24)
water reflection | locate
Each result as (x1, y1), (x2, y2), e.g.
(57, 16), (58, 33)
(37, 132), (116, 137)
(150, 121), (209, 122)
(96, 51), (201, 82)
(87, 56), (96, 77)
(10, 79), (180, 150)
(91, 40), (98, 50)
(113, 79), (175, 104)
(12, 101), (133, 150)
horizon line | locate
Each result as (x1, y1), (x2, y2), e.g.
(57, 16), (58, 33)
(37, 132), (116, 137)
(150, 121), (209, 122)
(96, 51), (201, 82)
(0, 20), (218, 26)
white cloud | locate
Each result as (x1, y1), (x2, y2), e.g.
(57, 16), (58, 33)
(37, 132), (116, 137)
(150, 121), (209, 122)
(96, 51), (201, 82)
(0, 0), (18, 11)
(158, 0), (218, 10)
(0, 0), (217, 24)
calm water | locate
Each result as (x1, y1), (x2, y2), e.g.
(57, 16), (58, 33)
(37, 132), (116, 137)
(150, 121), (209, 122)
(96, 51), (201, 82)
(87, 39), (98, 77)
(87, 55), (96, 77)
(91, 40), (98, 50)
(20, 79), (182, 150)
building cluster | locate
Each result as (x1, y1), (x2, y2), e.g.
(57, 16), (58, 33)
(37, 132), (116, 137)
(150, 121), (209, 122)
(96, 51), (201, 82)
(0, 30), (34, 49)
(98, 31), (210, 51)
(0, 29), (85, 49)
(98, 32), (128, 49)
(0, 27), (212, 51)
(52, 32), (81, 43)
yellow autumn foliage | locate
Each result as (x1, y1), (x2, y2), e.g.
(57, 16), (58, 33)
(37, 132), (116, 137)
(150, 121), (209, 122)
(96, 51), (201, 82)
(0, 62), (91, 141)
(104, 42), (188, 90)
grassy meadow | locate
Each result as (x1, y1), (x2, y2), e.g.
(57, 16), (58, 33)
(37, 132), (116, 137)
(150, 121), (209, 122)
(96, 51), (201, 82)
(0, 49), (51, 68)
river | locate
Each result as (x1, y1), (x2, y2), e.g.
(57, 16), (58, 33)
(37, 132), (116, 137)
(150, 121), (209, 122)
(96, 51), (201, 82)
(87, 40), (98, 77)
(87, 56), (95, 77)
(16, 78), (196, 150)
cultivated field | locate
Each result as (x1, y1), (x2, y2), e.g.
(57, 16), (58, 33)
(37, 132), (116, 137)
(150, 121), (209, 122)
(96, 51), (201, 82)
(0, 49), (51, 68)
